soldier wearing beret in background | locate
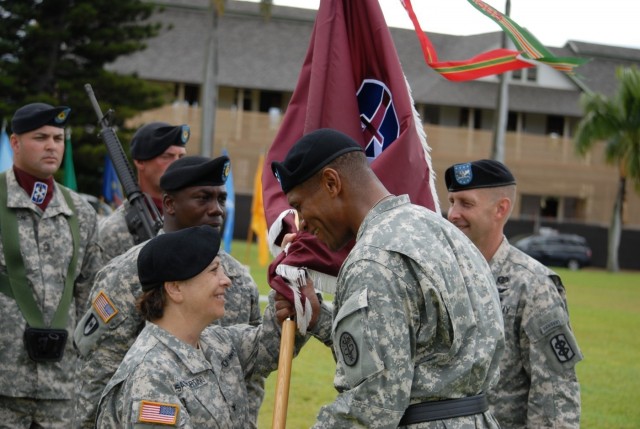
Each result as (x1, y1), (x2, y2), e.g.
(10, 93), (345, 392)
(95, 225), (322, 428)
(271, 128), (505, 428)
(73, 156), (265, 428)
(0, 103), (103, 427)
(446, 159), (583, 428)
(98, 121), (189, 263)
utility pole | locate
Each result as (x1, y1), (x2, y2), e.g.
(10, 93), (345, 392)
(201, 1), (219, 158)
(491, 0), (511, 162)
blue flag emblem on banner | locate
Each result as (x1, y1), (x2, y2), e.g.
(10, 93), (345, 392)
(357, 79), (399, 161)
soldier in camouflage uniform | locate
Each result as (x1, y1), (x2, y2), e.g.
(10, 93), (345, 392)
(446, 159), (582, 428)
(271, 129), (505, 428)
(99, 121), (188, 263)
(96, 225), (322, 428)
(73, 156), (264, 428)
(0, 103), (102, 428)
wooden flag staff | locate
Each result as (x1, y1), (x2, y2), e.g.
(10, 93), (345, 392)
(272, 317), (297, 429)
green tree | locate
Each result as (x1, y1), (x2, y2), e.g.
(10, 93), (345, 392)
(574, 66), (640, 272)
(0, 0), (167, 195)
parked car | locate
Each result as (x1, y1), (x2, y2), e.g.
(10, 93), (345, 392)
(512, 233), (592, 270)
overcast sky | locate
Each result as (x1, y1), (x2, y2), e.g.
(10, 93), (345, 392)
(251, 0), (640, 49)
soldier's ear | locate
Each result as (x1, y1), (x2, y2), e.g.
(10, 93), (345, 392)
(163, 193), (175, 215)
(163, 281), (184, 303)
(496, 197), (511, 220)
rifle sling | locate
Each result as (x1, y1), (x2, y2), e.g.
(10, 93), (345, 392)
(0, 172), (79, 329)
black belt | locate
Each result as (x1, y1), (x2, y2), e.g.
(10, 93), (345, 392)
(398, 394), (489, 426)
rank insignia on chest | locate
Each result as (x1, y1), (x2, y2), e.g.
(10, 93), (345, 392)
(138, 400), (179, 425)
(92, 291), (119, 323)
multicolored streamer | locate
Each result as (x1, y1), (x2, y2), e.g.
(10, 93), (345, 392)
(401, 0), (588, 81)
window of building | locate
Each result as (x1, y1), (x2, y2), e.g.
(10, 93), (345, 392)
(527, 67), (538, 82)
(520, 195), (586, 221)
(506, 111), (518, 131)
(422, 104), (440, 125)
(184, 84), (200, 106)
(512, 69), (522, 80)
(459, 108), (481, 129)
(242, 90), (252, 111)
(259, 90), (283, 113)
(546, 115), (564, 136)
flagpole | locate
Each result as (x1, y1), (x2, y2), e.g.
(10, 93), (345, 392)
(272, 317), (296, 429)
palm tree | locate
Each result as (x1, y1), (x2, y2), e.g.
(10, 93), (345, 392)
(574, 66), (640, 272)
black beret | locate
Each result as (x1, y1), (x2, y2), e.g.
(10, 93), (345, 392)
(271, 128), (363, 193)
(445, 159), (516, 192)
(130, 122), (190, 161)
(160, 155), (230, 192)
(137, 225), (221, 291)
(11, 103), (70, 134)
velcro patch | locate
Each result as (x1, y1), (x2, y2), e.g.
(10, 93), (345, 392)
(92, 291), (118, 324)
(550, 333), (575, 362)
(339, 332), (358, 366)
(138, 400), (179, 425)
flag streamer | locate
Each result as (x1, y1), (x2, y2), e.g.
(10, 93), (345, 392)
(401, 0), (588, 81)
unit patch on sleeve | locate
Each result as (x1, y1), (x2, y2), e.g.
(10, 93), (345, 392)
(138, 400), (179, 425)
(550, 333), (575, 363)
(339, 332), (358, 366)
(92, 291), (119, 324)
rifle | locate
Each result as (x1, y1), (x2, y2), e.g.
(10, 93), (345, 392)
(85, 83), (162, 244)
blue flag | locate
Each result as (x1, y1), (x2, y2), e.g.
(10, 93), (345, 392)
(222, 149), (235, 253)
(0, 127), (13, 172)
(102, 155), (123, 206)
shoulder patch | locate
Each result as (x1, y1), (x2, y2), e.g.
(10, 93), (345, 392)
(92, 291), (119, 324)
(138, 400), (179, 425)
(339, 332), (358, 366)
(550, 333), (575, 363)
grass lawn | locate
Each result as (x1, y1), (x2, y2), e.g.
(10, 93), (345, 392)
(230, 240), (640, 428)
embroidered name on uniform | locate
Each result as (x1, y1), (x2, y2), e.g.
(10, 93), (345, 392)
(540, 319), (563, 335)
(174, 375), (208, 393)
(550, 333), (575, 362)
(31, 182), (47, 204)
(340, 332), (358, 366)
(138, 401), (179, 425)
(92, 291), (118, 323)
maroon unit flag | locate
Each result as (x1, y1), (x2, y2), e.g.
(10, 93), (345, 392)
(263, 0), (439, 329)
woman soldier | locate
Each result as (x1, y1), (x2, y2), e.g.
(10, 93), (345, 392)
(95, 225), (323, 428)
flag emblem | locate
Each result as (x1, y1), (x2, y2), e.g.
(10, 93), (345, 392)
(55, 108), (70, 123)
(357, 79), (399, 161)
(31, 182), (48, 204)
(181, 125), (190, 144)
(222, 160), (231, 181)
(92, 291), (118, 323)
(454, 163), (473, 185)
(138, 401), (179, 425)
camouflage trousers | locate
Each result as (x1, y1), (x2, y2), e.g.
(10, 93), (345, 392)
(0, 396), (72, 429)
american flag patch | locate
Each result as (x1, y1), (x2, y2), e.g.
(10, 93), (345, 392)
(92, 291), (118, 323)
(138, 401), (179, 425)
